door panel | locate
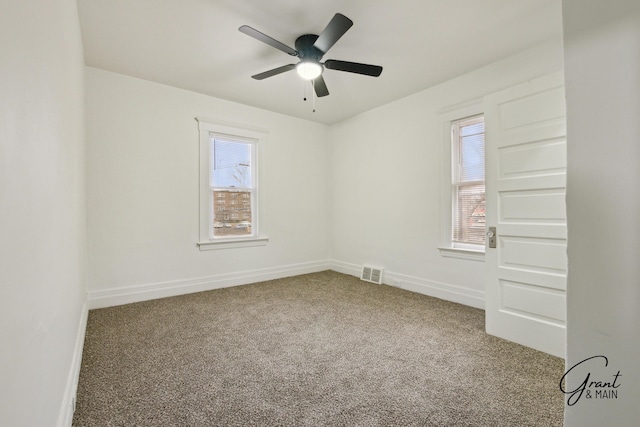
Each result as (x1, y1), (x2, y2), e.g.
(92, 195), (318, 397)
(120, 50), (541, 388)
(498, 86), (565, 130)
(484, 72), (567, 358)
(499, 189), (566, 222)
(498, 268), (566, 291)
(500, 280), (566, 322)
(498, 139), (566, 178)
(500, 236), (568, 273)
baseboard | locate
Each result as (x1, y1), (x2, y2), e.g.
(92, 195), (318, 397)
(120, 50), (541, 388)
(88, 259), (484, 310)
(329, 259), (485, 309)
(57, 300), (88, 427)
(88, 260), (331, 309)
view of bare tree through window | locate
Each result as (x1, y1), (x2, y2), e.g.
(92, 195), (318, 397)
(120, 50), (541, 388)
(210, 138), (253, 237)
(454, 184), (485, 244)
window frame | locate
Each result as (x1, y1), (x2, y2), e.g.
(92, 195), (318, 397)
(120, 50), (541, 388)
(196, 118), (269, 250)
(437, 102), (485, 261)
(451, 114), (486, 248)
(210, 136), (255, 238)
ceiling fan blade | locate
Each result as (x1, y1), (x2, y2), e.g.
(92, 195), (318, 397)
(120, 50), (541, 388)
(313, 13), (353, 54)
(324, 60), (383, 77)
(313, 75), (329, 97)
(239, 25), (298, 56)
(251, 64), (296, 80)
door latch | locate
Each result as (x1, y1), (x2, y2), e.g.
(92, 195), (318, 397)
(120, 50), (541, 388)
(487, 227), (497, 249)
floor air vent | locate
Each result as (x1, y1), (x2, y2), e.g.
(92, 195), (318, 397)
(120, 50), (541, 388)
(361, 265), (384, 284)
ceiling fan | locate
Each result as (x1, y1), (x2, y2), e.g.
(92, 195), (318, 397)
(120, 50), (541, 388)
(239, 13), (383, 98)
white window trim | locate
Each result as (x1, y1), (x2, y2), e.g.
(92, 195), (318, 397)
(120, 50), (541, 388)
(198, 236), (270, 251)
(437, 246), (485, 261)
(437, 100), (485, 261)
(196, 118), (269, 250)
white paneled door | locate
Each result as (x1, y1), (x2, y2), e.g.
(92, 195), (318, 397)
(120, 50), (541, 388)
(484, 72), (567, 358)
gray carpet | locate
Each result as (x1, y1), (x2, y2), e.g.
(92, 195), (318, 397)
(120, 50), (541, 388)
(73, 271), (564, 426)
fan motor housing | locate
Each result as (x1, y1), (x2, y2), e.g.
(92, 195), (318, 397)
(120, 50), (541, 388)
(295, 34), (324, 61)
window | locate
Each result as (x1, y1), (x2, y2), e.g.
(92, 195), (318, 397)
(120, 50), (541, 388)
(451, 115), (485, 249)
(197, 119), (268, 250)
(211, 137), (253, 237)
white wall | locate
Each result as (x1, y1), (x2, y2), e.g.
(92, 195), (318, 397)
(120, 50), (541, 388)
(563, 0), (640, 424)
(328, 40), (564, 308)
(86, 68), (330, 307)
(0, 1), (87, 426)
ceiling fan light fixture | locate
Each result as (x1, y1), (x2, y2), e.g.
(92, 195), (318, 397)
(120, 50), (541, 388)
(296, 61), (323, 80)
(240, 13), (382, 98)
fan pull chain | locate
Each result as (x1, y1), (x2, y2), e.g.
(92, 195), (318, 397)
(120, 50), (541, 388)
(312, 81), (316, 113)
(302, 81), (317, 113)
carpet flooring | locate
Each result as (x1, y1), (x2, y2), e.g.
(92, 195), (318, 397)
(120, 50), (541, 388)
(73, 271), (564, 426)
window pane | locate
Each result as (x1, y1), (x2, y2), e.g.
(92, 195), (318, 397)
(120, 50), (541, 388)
(211, 139), (252, 188)
(453, 184), (485, 245)
(210, 136), (254, 239)
(460, 133), (485, 181)
(212, 189), (252, 237)
(460, 121), (484, 137)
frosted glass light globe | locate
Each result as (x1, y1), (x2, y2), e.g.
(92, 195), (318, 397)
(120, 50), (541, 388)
(296, 61), (323, 80)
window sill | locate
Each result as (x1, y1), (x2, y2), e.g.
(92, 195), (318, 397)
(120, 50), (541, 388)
(438, 246), (485, 262)
(198, 236), (269, 251)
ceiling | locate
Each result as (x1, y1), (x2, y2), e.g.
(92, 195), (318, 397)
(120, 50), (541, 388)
(77, 0), (563, 124)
